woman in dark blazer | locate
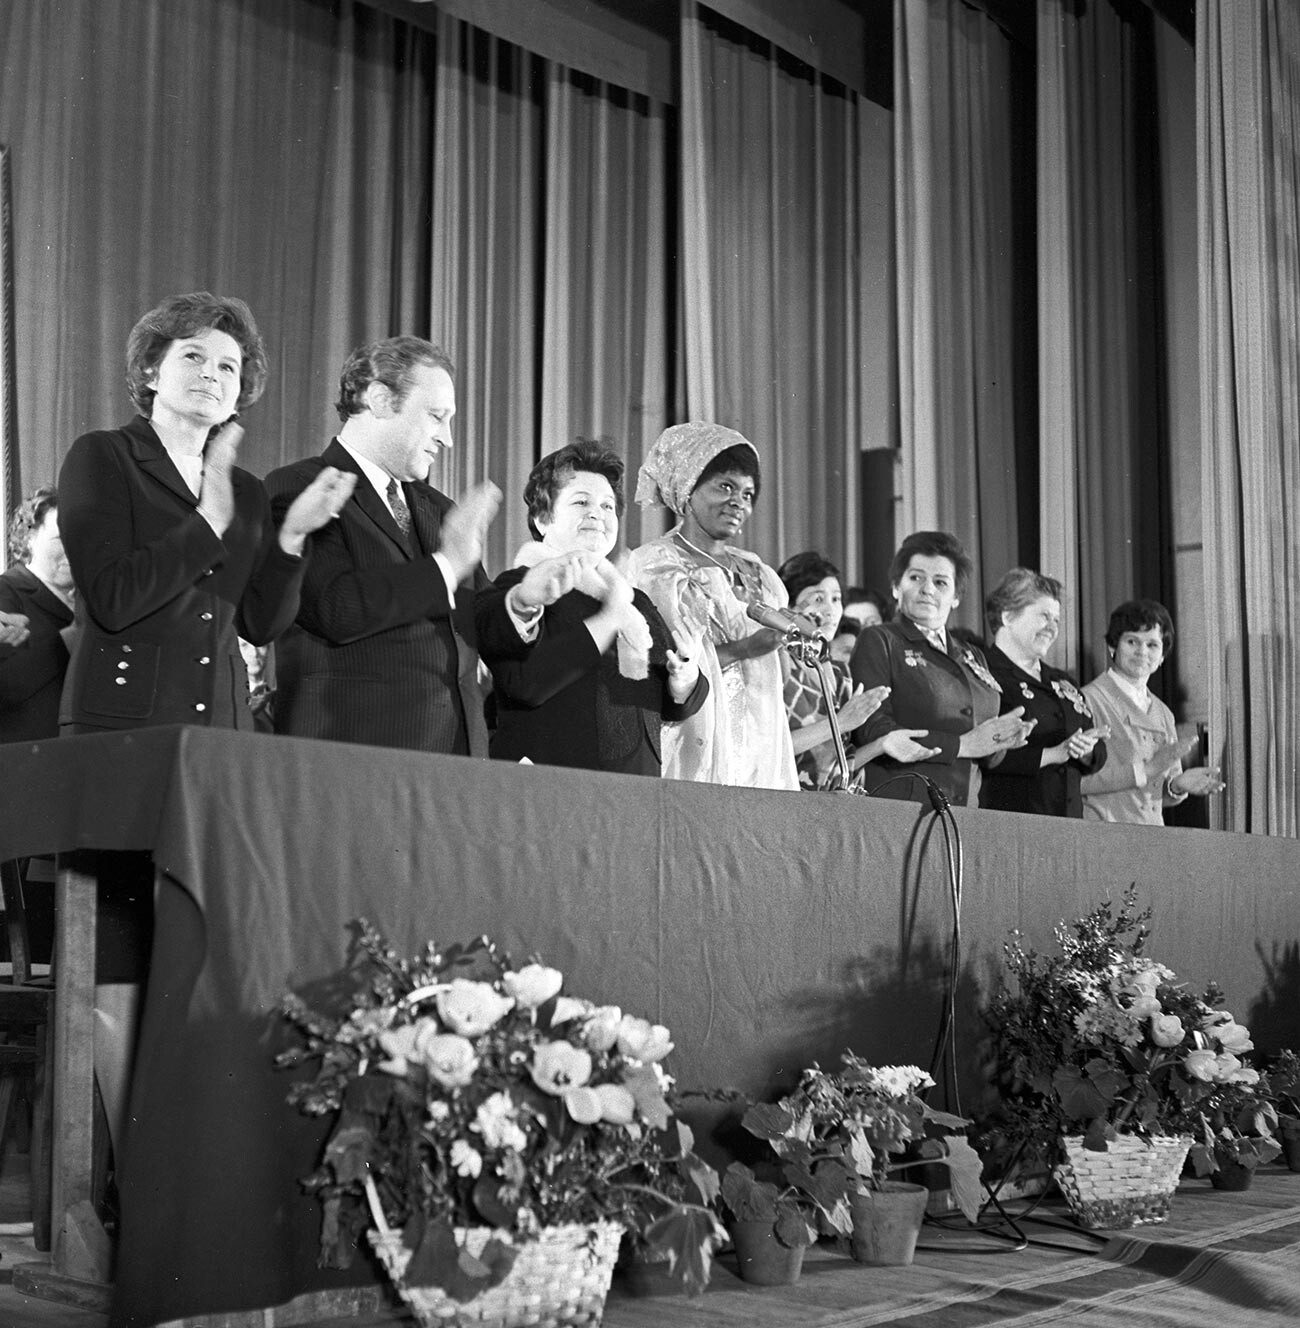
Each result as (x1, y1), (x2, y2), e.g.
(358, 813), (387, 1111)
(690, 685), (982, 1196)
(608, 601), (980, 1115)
(849, 530), (1033, 807)
(478, 440), (707, 775)
(0, 488), (75, 743)
(52, 292), (350, 1159)
(978, 568), (1108, 817)
(57, 291), (351, 735)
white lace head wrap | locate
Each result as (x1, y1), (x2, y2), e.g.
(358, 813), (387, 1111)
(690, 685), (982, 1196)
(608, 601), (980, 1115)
(634, 422), (760, 517)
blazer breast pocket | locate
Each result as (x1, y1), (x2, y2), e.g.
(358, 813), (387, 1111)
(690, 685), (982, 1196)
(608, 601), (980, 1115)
(79, 641), (161, 721)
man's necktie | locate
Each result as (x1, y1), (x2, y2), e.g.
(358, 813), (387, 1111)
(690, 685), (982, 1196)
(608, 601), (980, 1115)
(386, 477), (413, 541)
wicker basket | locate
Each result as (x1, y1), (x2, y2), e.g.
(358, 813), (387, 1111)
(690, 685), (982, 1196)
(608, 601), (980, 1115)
(1054, 1133), (1192, 1229)
(364, 1172), (622, 1328)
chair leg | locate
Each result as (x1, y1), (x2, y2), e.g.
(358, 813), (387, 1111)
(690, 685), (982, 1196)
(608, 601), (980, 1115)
(32, 1016), (53, 1250)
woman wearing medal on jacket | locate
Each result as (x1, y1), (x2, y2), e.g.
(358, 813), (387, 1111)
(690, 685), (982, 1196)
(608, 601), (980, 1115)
(978, 568), (1108, 817)
(849, 530), (1033, 807)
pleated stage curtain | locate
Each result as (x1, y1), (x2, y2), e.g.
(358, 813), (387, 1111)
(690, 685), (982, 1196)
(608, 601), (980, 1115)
(1036, 0), (1171, 681)
(1198, 0), (1300, 836)
(0, 0), (435, 485)
(893, 0), (1020, 633)
(677, 0), (866, 578)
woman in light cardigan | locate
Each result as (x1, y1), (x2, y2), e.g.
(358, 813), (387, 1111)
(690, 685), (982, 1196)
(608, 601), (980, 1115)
(1080, 599), (1224, 824)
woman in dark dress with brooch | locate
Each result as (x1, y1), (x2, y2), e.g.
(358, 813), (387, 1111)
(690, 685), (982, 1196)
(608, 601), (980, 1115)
(849, 530), (1034, 807)
(478, 440), (707, 775)
(978, 567), (1109, 817)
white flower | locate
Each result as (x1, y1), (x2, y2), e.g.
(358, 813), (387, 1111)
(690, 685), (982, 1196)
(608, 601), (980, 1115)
(551, 996), (592, 1025)
(427, 1101), (451, 1124)
(1149, 1013), (1185, 1047)
(1184, 1048), (1219, 1081)
(594, 1083), (637, 1125)
(583, 1006), (623, 1052)
(503, 964), (564, 1010)
(474, 1092), (529, 1152)
(420, 1033), (479, 1089)
(376, 1020), (434, 1076)
(616, 1015), (674, 1063)
(451, 1140), (483, 1177)
(531, 1041), (593, 1094)
(564, 1087), (603, 1123)
(435, 980), (514, 1036)
(867, 1065), (935, 1098)
(1213, 1019), (1254, 1053)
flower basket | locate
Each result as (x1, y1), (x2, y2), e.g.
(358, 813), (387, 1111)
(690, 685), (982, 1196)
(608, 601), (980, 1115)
(1054, 1134), (1191, 1229)
(366, 1176), (622, 1328)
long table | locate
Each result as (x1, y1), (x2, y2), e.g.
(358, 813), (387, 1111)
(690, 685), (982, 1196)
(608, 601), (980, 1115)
(1, 726), (1297, 1327)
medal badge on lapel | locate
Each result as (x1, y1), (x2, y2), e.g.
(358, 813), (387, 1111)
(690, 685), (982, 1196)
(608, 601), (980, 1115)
(903, 648), (926, 668)
(1052, 677), (1091, 716)
(963, 649), (1001, 692)
(1019, 680), (1035, 703)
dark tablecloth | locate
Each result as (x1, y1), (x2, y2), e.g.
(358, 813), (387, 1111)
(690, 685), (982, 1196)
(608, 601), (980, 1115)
(1, 727), (1296, 1326)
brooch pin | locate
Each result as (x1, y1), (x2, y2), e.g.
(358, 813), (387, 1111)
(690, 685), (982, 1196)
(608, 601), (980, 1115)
(1019, 681), (1035, 702)
(963, 650), (1001, 692)
(1052, 678), (1091, 716)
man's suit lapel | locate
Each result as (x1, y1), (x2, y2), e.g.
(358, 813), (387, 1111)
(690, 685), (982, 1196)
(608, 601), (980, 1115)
(322, 439), (412, 558)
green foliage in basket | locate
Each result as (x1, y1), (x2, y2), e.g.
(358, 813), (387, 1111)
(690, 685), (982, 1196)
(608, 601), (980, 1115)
(981, 887), (1277, 1174)
(278, 923), (725, 1301)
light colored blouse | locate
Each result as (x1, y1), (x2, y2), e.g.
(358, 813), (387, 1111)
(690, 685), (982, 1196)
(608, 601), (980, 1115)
(627, 535), (798, 790)
(1080, 670), (1187, 825)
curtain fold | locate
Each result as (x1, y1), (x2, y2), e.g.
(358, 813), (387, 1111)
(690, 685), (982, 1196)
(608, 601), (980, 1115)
(678, 1), (863, 576)
(429, 10), (543, 571)
(893, 0), (1018, 628)
(1198, 0), (1300, 835)
(539, 70), (671, 554)
(0, 0), (434, 483)
(1037, 0), (1149, 678)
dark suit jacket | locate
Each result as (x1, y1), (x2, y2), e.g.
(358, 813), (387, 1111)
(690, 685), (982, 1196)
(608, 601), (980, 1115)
(978, 645), (1107, 818)
(849, 618), (1003, 807)
(57, 417), (304, 732)
(478, 569), (708, 775)
(0, 565), (74, 742)
(265, 440), (513, 754)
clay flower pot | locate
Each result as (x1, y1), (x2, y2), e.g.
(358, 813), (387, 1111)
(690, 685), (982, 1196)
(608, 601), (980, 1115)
(848, 1182), (929, 1266)
(1209, 1154), (1254, 1191)
(1279, 1117), (1300, 1173)
(728, 1219), (806, 1286)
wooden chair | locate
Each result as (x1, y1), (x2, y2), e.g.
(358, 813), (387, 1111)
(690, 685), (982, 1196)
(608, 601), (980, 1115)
(0, 856), (55, 1249)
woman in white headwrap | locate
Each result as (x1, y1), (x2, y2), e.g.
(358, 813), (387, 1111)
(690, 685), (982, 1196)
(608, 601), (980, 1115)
(628, 423), (799, 789)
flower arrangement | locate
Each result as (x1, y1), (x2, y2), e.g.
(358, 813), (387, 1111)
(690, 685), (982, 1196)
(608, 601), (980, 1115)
(278, 924), (725, 1303)
(722, 1055), (984, 1239)
(982, 887), (1276, 1177)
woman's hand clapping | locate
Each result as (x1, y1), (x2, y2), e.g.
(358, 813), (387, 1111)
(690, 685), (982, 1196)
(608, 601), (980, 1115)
(959, 706), (1036, 760)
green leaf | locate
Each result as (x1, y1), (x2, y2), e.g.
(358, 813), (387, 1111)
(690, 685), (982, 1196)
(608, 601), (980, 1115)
(773, 1200), (816, 1248)
(742, 1101), (797, 1142)
(622, 1064), (671, 1131)
(683, 1154), (721, 1207)
(937, 1137), (984, 1224)
(406, 1219), (518, 1303)
(642, 1207), (725, 1296)
(471, 1176), (516, 1228)
(721, 1163), (778, 1222)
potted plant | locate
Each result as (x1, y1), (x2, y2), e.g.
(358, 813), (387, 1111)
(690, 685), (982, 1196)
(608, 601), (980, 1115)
(1186, 1070), (1282, 1189)
(1266, 1049), (1300, 1172)
(744, 1056), (983, 1266)
(713, 1094), (858, 1285)
(982, 887), (1273, 1228)
(278, 923), (726, 1326)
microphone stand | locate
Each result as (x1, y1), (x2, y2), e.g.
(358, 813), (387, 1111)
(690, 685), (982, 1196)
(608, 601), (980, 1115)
(781, 629), (864, 794)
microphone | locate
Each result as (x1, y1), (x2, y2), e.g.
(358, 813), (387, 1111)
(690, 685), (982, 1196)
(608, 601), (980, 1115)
(745, 601), (804, 633)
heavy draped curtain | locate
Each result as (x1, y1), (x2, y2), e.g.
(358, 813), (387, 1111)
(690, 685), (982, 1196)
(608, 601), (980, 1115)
(678, 1), (866, 573)
(1198, 0), (1300, 835)
(0, 0), (434, 489)
(1036, 0), (1168, 680)
(893, 0), (1020, 630)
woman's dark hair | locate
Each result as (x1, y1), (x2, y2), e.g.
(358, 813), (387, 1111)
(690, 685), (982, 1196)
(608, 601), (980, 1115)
(126, 292), (268, 415)
(335, 336), (455, 422)
(7, 487), (58, 564)
(692, 444), (761, 500)
(1105, 599), (1175, 652)
(777, 551), (841, 606)
(843, 586), (889, 623)
(524, 439), (625, 540)
(889, 531), (973, 598)
(985, 567), (1063, 635)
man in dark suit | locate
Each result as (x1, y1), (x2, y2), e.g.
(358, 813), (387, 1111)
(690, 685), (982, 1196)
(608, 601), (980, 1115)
(266, 337), (563, 754)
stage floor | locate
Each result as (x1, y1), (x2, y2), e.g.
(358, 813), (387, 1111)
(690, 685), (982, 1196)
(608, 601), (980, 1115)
(2, 1160), (1298, 1326)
